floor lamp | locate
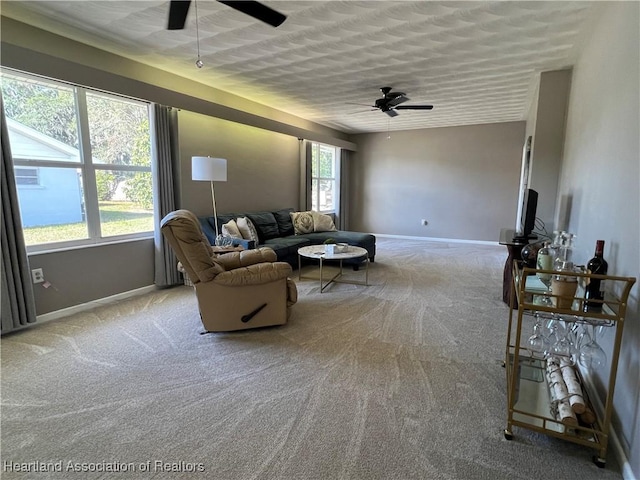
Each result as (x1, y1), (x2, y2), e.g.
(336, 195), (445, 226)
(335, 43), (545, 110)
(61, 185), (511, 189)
(192, 156), (227, 243)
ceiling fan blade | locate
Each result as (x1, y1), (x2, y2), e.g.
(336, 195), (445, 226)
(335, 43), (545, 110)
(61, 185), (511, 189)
(395, 105), (434, 110)
(387, 96), (409, 108)
(167, 0), (191, 30)
(347, 109), (377, 115)
(385, 109), (399, 118)
(217, 1), (287, 27)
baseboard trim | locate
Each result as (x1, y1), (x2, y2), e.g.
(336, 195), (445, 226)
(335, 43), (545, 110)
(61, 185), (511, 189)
(35, 285), (157, 325)
(581, 374), (635, 479)
(373, 233), (497, 246)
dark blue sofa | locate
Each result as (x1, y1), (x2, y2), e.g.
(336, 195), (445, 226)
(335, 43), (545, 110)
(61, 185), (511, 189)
(198, 207), (376, 268)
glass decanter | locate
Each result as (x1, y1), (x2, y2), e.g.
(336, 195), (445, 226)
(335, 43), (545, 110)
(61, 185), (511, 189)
(553, 232), (575, 273)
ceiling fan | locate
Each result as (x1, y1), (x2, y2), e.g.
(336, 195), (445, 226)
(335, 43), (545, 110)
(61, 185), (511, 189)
(167, 0), (287, 30)
(372, 87), (434, 117)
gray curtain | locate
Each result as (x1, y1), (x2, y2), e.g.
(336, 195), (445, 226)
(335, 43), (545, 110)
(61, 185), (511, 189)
(1, 97), (37, 333)
(299, 139), (312, 211)
(151, 104), (181, 287)
(336, 148), (351, 230)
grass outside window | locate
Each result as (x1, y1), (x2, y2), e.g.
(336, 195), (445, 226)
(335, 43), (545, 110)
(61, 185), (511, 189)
(23, 202), (153, 246)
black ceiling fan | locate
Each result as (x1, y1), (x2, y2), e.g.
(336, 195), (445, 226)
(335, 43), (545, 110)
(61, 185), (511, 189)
(373, 87), (433, 117)
(167, 0), (287, 30)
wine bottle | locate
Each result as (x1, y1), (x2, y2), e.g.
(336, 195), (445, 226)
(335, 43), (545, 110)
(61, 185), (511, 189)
(584, 240), (608, 311)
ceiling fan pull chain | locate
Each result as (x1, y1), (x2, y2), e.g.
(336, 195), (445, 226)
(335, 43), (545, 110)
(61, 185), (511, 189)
(194, 0), (203, 68)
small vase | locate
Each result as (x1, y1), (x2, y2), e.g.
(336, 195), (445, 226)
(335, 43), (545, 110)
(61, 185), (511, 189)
(215, 235), (232, 247)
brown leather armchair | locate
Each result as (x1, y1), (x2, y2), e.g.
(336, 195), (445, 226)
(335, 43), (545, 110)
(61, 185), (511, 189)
(160, 210), (297, 332)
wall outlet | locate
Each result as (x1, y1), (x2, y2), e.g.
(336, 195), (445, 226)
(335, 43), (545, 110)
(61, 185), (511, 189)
(421, 219), (428, 226)
(31, 268), (44, 284)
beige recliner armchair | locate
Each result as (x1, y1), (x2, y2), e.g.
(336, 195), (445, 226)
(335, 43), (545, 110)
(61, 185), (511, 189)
(160, 210), (297, 332)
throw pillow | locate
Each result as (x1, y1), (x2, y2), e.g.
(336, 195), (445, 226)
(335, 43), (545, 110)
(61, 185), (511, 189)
(221, 219), (243, 239)
(312, 212), (337, 232)
(236, 216), (260, 244)
(290, 211), (314, 235)
(246, 212), (280, 242)
(273, 208), (295, 236)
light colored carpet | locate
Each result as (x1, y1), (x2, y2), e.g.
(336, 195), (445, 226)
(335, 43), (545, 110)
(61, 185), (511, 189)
(1, 238), (622, 479)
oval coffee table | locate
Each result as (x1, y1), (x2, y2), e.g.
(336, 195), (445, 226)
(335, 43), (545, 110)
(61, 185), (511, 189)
(297, 245), (369, 293)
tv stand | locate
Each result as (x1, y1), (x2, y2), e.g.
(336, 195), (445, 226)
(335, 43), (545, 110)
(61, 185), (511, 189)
(512, 233), (538, 243)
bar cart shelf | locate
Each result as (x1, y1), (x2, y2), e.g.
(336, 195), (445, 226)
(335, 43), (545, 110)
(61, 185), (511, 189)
(504, 264), (636, 467)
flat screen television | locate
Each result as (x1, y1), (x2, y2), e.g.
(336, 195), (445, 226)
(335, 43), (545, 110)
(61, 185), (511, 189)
(515, 188), (538, 241)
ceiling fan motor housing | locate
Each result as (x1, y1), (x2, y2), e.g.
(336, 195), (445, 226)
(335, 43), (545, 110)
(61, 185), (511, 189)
(376, 90), (406, 108)
(381, 86), (405, 97)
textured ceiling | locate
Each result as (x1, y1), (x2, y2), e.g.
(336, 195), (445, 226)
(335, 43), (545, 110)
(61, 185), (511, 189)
(2, 1), (597, 134)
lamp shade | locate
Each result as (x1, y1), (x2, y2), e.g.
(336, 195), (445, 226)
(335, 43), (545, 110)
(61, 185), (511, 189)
(192, 156), (227, 182)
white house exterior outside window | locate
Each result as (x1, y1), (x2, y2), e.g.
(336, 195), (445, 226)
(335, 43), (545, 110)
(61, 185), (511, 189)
(1, 69), (154, 251)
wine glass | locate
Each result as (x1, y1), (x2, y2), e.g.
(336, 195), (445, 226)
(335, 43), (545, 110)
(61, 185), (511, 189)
(539, 277), (554, 306)
(547, 316), (574, 360)
(579, 324), (607, 371)
(544, 316), (561, 357)
(576, 324), (591, 350)
(536, 242), (555, 306)
(528, 313), (550, 355)
(566, 323), (584, 364)
(547, 314), (566, 339)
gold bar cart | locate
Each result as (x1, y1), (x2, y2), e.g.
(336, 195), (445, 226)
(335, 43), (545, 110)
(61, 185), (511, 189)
(504, 264), (636, 468)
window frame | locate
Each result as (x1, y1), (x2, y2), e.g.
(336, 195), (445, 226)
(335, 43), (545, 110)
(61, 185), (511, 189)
(2, 69), (154, 253)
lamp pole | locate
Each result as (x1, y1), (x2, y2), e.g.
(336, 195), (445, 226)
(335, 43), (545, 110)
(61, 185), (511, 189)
(210, 180), (219, 238)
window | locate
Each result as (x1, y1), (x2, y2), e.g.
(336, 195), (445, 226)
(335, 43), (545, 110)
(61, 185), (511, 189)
(311, 142), (337, 213)
(14, 167), (40, 186)
(1, 70), (154, 251)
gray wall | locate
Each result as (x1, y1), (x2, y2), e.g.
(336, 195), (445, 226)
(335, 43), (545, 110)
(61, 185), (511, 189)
(29, 240), (154, 314)
(178, 111), (300, 216)
(554, 3), (639, 475)
(350, 122), (526, 242)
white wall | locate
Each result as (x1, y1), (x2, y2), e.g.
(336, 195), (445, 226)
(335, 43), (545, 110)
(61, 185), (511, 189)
(558, 3), (639, 476)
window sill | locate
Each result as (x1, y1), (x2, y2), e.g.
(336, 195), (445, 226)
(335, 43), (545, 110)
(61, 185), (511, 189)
(27, 235), (154, 256)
